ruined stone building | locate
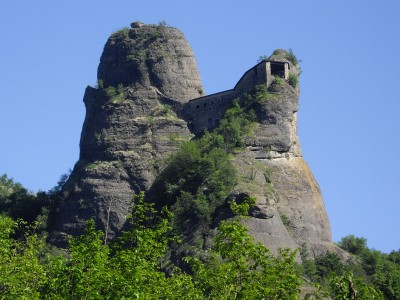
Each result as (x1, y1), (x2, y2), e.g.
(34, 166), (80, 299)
(185, 59), (291, 134)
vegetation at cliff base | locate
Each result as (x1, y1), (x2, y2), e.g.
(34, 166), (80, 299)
(2, 188), (399, 299)
(300, 235), (400, 299)
(0, 194), (301, 299)
(0, 174), (64, 230)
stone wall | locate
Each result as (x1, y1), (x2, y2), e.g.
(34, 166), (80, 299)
(184, 60), (289, 133)
(234, 61), (269, 94)
(184, 90), (234, 134)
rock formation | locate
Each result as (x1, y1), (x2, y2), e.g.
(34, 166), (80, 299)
(230, 51), (334, 257)
(50, 23), (202, 245)
(50, 22), (340, 258)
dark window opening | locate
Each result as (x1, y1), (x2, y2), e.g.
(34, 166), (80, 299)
(204, 103), (207, 108)
(270, 62), (285, 78)
(196, 105), (199, 109)
(208, 118), (213, 129)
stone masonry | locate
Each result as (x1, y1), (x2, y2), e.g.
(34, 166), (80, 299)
(184, 59), (291, 134)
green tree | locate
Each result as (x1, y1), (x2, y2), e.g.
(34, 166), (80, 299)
(339, 235), (368, 256)
(314, 252), (345, 280)
(366, 252), (400, 300)
(43, 220), (111, 299)
(0, 174), (46, 223)
(330, 271), (383, 300)
(43, 192), (202, 299)
(0, 216), (45, 299)
(216, 99), (256, 151)
(152, 131), (236, 231)
(187, 200), (300, 299)
(108, 192), (202, 299)
(286, 48), (300, 66)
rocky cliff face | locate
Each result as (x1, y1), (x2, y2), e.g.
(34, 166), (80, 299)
(51, 22), (338, 258)
(227, 51), (336, 258)
(50, 23), (201, 246)
(97, 22), (202, 102)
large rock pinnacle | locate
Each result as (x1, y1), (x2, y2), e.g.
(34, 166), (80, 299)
(229, 50), (336, 257)
(97, 23), (203, 101)
(50, 23), (202, 246)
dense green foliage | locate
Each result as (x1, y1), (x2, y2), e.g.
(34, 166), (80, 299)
(338, 235), (400, 300)
(0, 217), (45, 299)
(0, 174), (66, 230)
(339, 235), (368, 256)
(299, 235), (400, 299)
(301, 251), (383, 299)
(0, 194), (301, 299)
(0, 174), (45, 223)
(215, 100), (256, 151)
(3, 190), (399, 299)
(152, 99), (256, 236)
(188, 219), (300, 299)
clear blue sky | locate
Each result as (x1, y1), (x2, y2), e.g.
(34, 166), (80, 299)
(1, 1), (399, 253)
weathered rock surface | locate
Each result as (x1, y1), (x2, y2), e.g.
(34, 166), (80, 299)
(230, 52), (339, 257)
(50, 24), (200, 246)
(51, 23), (341, 259)
(246, 50), (301, 156)
(232, 152), (334, 258)
(97, 24), (203, 102)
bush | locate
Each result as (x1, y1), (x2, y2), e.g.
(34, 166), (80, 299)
(273, 76), (285, 86)
(287, 48), (299, 66)
(339, 235), (367, 255)
(216, 99), (256, 151)
(113, 27), (130, 39)
(288, 72), (298, 88)
(245, 84), (284, 105)
(104, 84), (126, 104)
